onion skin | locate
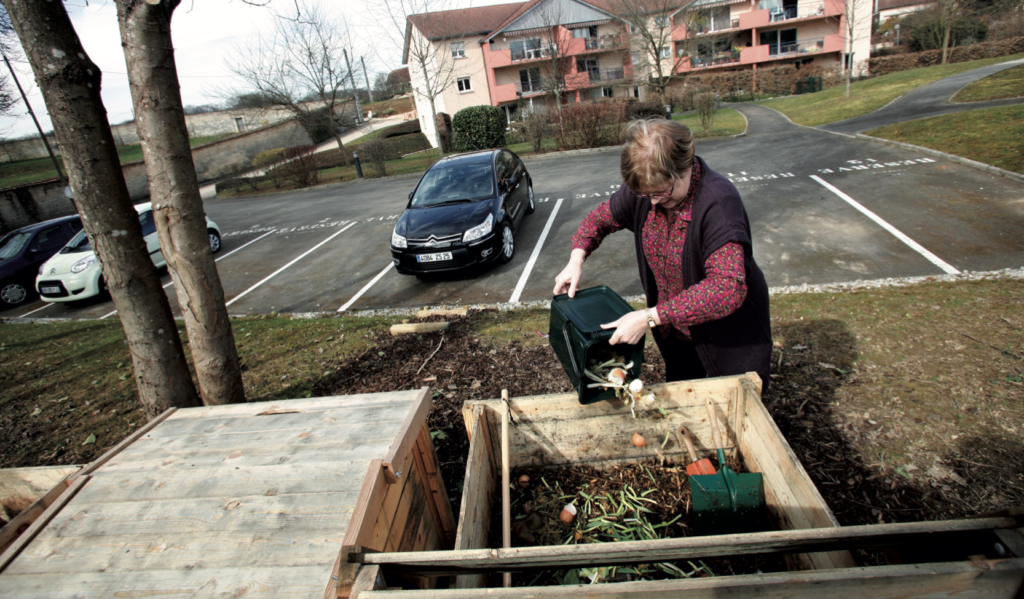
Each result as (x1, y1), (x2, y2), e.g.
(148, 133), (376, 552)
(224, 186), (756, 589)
(560, 503), (577, 524)
(632, 433), (646, 447)
(518, 474), (531, 489)
(608, 368), (627, 385)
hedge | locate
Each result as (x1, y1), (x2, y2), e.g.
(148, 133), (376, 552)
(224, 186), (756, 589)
(868, 36), (1024, 76)
(379, 119), (422, 138)
(452, 105), (506, 152)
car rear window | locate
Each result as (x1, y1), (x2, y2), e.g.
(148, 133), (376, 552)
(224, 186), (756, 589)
(411, 163), (494, 207)
(0, 231), (31, 261)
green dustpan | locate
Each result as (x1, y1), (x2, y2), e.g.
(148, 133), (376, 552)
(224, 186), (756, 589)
(689, 397), (767, 536)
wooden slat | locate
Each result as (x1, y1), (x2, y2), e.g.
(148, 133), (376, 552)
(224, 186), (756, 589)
(69, 408), (176, 481)
(348, 565), (387, 599)
(0, 470), (78, 556)
(356, 517), (1020, 576)
(138, 405), (411, 440)
(327, 460), (388, 599)
(390, 323), (450, 335)
(387, 465), (424, 552)
(355, 558), (1024, 599)
(163, 390), (423, 421)
(0, 475), (89, 574)
(412, 425), (454, 548)
(383, 388), (431, 484)
(453, 411), (496, 590)
(416, 308), (467, 318)
(366, 466), (411, 552)
(1, 564), (337, 598)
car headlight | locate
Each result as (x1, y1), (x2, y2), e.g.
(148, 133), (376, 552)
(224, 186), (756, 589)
(463, 213), (494, 243)
(391, 228), (407, 249)
(39, 264), (46, 276)
(71, 255), (97, 273)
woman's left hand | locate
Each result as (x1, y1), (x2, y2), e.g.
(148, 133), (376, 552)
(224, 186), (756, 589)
(601, 310), (649, 345)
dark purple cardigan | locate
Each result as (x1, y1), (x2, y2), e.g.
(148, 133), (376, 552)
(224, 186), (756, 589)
(608, 156), (772, 387)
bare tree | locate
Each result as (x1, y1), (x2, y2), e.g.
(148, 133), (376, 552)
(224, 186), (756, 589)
(613, 0), (682, 96)
(225, 0), (356, 164)
(116, 0), (246, 406)
(832, 0), (872, 96)
(377, 0), (460, 152)
(5, 0), (201, 419)
(0, 6), (19, 118)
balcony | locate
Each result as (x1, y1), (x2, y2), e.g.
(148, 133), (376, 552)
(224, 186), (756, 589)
(769, 36), (824, 55)
(515, 79), (551, 96)
(740, 33), (842, 62)
(564, 67), (629, 89)
(739, 0), (840, 29)
(691, 18), (742, 35)
(583, 34), (626, 51)
(690, 50), (741, 69)
(511, 44), (557, 62)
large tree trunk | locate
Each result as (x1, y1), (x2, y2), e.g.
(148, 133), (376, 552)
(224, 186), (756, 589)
(941, 20), (952, 64)
(116, 0), (245, 406)
(6, 0), (200, 419)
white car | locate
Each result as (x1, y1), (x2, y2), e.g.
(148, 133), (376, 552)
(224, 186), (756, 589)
(36, 203), (222, 303)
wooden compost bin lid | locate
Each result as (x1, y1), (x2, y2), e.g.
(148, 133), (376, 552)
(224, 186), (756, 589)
(0, 388), (434, 598)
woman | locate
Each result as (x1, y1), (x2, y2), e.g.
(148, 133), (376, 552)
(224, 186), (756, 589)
(553, 119), (772, 388)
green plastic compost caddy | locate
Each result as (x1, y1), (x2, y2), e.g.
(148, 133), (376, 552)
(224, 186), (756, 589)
(549, 286), (644, 405)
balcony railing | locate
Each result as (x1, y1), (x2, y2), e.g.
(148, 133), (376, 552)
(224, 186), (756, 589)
(515, 80), (548, 95)
(690, 50), (741, 68)
(584, 34), (625, 51)
(693, 17), (741, 34)
(510, 44), (557, 62)
(768, 36), (824, 55)
(758, 0), (827, 22)
(585, 67), (625, 82)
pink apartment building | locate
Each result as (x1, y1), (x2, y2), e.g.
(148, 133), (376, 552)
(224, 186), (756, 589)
(404, 0), (869, 147)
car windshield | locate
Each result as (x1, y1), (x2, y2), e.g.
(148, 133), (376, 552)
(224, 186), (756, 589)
(60, 229), (92, 254)
(410, 163), (494, 207)
(0, 231), (31, 261)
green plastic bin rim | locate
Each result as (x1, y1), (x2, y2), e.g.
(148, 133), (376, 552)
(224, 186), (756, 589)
(551, 286), (635, 334)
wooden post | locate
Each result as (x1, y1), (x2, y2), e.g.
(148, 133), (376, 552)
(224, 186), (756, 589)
(501, 389), (511, 588)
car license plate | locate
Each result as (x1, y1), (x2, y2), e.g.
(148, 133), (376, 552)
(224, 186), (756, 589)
(41, 286), (60, 294)
(417, 252), (453, 263)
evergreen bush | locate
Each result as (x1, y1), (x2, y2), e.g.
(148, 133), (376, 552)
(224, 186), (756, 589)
(452, 105), (506, 152)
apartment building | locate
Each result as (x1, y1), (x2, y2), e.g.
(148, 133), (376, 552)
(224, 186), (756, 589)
(405, 0), (870, 147)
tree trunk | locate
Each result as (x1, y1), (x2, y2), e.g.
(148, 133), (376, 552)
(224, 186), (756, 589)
(116, 0), (245, 406)
(427, 95), (443, 156)
(941, 20), (952, 64)
(6, 0), (200, 419)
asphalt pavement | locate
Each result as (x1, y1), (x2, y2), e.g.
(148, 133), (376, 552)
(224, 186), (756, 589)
(819, 57), (1024, 135)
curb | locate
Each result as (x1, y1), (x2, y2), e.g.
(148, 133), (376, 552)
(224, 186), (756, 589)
(854, 134), (1024, 184)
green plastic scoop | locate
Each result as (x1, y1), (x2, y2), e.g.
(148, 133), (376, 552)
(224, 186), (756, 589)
(689, 395), (767, 536)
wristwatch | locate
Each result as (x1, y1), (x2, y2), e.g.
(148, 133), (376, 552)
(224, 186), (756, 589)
(645, 308), (657, 328)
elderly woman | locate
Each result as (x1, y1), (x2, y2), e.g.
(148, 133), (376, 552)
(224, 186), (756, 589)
(553, 119), (772, 388)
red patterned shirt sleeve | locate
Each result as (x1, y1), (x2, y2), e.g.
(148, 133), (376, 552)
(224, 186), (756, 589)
(571, 201), (624, 257)
(657, 242), (747, 328)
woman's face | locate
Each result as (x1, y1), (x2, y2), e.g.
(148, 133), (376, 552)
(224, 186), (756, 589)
(638, 168), (692, 211)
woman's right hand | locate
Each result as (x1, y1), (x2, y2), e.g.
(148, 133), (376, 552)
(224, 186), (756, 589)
(553, 249), (587, 297)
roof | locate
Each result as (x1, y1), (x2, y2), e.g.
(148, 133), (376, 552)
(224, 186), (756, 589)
(408, 2), (527, 40)
(435, 149), (499, 167)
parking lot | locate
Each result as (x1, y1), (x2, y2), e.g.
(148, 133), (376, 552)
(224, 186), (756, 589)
(10, 103), (1024, 320)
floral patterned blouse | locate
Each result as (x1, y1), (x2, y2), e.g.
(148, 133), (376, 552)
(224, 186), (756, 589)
(571, 162), (748, 339)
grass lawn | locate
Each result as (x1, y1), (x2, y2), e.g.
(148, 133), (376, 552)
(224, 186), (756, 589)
(673, 107), (747, 137)
(1, 277), (1022, 527)
(761, 53), (1024, 127)
(864, 104), (1024, 174)
(952, 64), (1024, 102)
(0, 134), (233, 188)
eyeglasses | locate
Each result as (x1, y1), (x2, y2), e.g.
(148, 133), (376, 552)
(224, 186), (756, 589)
(635, 179), (676, 201)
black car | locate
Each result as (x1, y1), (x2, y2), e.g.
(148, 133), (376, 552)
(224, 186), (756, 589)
(0, 215), (83, 308)
(391, 148), (533, 275)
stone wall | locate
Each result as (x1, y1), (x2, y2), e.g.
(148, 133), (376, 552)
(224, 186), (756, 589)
(868, 36), (1024, 76)
(0, 179), (75, 235)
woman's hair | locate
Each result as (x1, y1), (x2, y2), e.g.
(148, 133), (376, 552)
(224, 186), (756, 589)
(620, 118), (695, 192)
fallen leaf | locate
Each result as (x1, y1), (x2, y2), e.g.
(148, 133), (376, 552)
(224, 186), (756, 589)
(30, 407), (41, 417)
(298, 432), (311, 438)
(83, 434), (96, 445)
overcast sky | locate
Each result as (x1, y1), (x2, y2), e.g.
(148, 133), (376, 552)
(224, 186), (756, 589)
(0, 0), (506, 140)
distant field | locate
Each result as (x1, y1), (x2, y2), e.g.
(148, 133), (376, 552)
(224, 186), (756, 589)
(0, 134), (232, 188)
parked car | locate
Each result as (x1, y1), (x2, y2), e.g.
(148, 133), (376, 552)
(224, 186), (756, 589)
(391, 148), (533, 276)
(36, 203), (221, 303)
(0, 215), (84, 308)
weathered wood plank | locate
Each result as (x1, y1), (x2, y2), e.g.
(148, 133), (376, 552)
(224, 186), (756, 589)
(354, 558), (1024, 599)
(348, 565), (387, 599)
(69, 409), (176, 482)
(163, 391), (423, 421)
(0, 565), (337, 598)
(0, 475), (88, 574)
(453, 412), (496, 590)
(416, 308), (467, 318)
(75, 461), (372, 504)
(391, 323), (450, 335)
(383, 388), (431, 484)
(366, 466), (410, 553)
(387, 464), (424, 552)
(5, 530), (344, 575)
(412, 425), (453, 549)
(356, 517), (1020, 576)
(32, 491), (358, 540)
(0, 471), (76, 556)
(329, 461), (387, 599)
(0, 466), (80, 513)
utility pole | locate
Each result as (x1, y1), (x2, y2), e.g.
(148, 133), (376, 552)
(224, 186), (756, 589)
(361, 55), (373, 103)
(343, 49), (362, 124)
(2, 52), (67, 190)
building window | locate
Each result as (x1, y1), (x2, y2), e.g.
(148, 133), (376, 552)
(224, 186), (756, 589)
(519, 67), (541, 93)
(572, 25), (597, 38)
(234, 117), (245, 132)
(510, 38), (543, 61)
(633, 86), (640, 98)
(602, 87), (614, 97)
(759, 28), (796, 54)
(457, 77), (472, 92)
(655, 15), (670, 27)
(451, 41), (466, 59)
(659, 46), (671, 59)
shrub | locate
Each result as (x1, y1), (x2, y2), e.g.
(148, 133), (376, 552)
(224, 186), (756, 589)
(452, 105), (506, 152)
(379, 119), (422, 138)
(520, 110), (551, 153)
(693, 91), (718, 134)
(297, 108), (336, 144)
(215, 176), (264, 194)
(253, 147), (286, 188)
(907, 10), (988, 52)
(629, 101), (667, 120)
(361, 138), (390, 177)
(554, 101), (628, 151)
(282, 144), (319, 187)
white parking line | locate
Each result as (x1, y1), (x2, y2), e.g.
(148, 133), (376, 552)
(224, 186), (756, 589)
(100, 229), (279, 320)
(337, 263), (394, 312)
(810, 175), (959, 275)
(509, 198), (563, 304)
(18, 301), (54, 318)
(226, 223), (355, 308)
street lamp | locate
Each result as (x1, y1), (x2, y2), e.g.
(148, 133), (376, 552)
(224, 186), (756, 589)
(895, 23), (901, 46)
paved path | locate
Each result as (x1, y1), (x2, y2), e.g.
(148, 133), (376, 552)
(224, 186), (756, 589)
(819, 57), (1024, 135)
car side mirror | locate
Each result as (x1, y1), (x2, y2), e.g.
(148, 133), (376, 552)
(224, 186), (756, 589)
(408, 191), (414, 200)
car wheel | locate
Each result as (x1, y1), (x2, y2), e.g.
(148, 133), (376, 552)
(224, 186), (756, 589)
(525, 180), (535, 214)
(498, 220), (515, 264)
(209, 229), (222, 254)
(1, 282), (28, 306)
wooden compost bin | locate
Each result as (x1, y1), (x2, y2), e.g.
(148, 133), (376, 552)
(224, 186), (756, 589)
(0, 388), (455, 598)
(341, 374), (1024, 598)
